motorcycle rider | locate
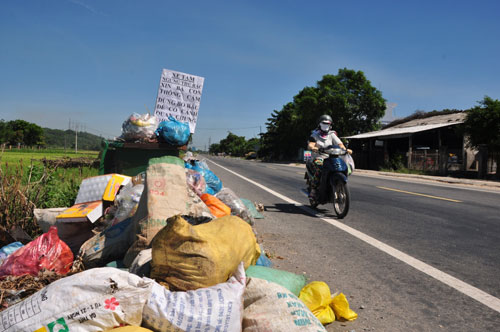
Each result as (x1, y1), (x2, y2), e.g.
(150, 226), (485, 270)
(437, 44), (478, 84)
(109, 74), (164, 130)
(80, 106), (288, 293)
(307, 115), (350, 200)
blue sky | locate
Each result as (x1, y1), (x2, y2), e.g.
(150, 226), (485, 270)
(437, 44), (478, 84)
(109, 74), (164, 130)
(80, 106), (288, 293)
(1, 0), (499, 150)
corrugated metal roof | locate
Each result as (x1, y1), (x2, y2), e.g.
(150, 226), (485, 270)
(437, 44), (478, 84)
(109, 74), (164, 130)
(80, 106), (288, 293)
(346, 112), (465, 139)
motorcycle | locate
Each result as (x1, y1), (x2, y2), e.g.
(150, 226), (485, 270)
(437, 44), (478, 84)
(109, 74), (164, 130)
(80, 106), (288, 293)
(304, 146), (351, 218)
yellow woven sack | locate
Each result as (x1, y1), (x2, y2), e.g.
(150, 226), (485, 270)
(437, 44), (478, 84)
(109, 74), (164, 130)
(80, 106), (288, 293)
(111, 327), (153, 332)
(331, 292), (358, 321)
(299, 281), (335, 324)
(151, 215), (261, 291)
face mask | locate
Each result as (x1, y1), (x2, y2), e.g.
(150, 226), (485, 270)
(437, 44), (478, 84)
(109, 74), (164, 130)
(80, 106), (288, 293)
(320, 123), (330, 132)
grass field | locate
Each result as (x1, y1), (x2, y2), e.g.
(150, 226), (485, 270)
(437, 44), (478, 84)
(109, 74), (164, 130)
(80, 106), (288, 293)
(0, 149), (99, 175)
(0, 148), (98, 164)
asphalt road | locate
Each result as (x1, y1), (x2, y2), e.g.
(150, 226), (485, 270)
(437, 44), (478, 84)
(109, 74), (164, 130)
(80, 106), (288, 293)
(202, 156), (500, 332)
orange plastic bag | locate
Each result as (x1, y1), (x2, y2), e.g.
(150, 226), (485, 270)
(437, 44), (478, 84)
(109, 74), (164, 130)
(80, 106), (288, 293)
(200, 193), (231, 218)
(0, 226), (74, 278)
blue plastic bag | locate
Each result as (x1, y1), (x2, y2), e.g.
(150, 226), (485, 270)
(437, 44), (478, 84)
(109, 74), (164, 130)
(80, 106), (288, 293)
(0, 242), (24, 265)
(155, 116), (190, 146)
(255, 245), (272, 267)
(185, 161), (223, 195)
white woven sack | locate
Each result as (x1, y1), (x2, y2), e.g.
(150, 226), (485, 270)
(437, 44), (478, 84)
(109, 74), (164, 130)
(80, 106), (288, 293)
(243, 277), (327, 332)
(0, 267), (154, 332)
(142, 262), (246, 332)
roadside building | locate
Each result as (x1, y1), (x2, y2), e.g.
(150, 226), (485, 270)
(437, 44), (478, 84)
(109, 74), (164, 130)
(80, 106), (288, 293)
(345, 112), (489, 176)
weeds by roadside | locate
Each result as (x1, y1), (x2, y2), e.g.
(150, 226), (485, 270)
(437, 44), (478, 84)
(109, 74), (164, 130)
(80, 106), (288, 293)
(0, 149), (98, 239)
(380, 154), (434, 175)
(0, 159), (52, 238)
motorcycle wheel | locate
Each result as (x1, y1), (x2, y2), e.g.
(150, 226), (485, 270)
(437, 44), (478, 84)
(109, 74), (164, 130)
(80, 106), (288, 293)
(331, 177), (350, 219)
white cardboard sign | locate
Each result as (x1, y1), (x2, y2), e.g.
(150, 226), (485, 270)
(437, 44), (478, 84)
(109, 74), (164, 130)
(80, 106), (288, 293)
(154, 68), (205, 133)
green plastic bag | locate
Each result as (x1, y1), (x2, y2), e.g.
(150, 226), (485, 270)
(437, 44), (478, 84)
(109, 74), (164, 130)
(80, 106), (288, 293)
(240, 198), (264, 219)
(245, 265), (307, 296)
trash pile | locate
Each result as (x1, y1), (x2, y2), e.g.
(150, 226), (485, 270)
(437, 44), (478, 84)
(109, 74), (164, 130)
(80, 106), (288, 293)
(118, 113), (191, 146)
(0, 113), (357, 331)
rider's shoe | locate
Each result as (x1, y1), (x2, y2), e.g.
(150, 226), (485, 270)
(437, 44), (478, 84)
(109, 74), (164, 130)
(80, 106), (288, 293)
(308, 188), (318, 208)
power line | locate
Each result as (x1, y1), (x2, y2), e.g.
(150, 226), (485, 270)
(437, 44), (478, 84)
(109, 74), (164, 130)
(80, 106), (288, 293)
(67, 120), (117, 139)
(196, 126), (261, 130)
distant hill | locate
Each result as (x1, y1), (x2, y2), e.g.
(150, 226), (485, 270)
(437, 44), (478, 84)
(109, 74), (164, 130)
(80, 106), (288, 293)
(43, 128), (104, 151)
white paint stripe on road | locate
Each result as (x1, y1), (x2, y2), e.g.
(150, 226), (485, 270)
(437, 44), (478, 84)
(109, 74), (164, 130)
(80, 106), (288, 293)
(208, 159), (500, 314)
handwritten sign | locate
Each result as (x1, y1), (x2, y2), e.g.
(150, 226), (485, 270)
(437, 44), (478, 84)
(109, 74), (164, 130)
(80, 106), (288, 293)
(154, 68), (205, 133)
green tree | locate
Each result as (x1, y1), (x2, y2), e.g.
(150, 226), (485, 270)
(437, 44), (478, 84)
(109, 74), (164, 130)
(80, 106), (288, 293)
(210, 136), (260, 157)
(209, 143), (221, 154)
(463, 96), (500, 178)
(245, 137), (260, 153)
(260, 104), (299, 160)
(6, 120), (45, 146)
(260, 68), (386, 160)
(219, 132), (248, 157)
(0, 120), (13, 144)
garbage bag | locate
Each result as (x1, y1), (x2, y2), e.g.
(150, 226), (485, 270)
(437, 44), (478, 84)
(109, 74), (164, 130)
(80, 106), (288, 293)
(182, 151), (196, 162)
(112, 326), (153, 332)
(299, 281), (336, 324)
(120, 112), (158, 141)
(124, 156), (188, 266)
(299, 282), (357, 323)
(240, 198), (264, 219)
(0, 242), (23, 266)
(79, 217), (135, 268)
(331, 292), (358, 321)
(33, 207), (67, 232)
(1, 267), (154, 331)
(155, 116), (190, 146)
(216, 187), (253, 224)
(111, 183), (144, 225)
(185, 187), (214, 219)
(243, 277), (327, 332)
(341, 153), (355, 174)
(187, 158), (211, 171)
(129, 248), (152, 278)
(185, 161), (222, 195)
(150, 215), (260, 291)
(186, 168), (206, 196)
(0, 227), (73, 278)
(200, 193), (231, 218)
(245, 265), (307, 296)
(112, 327), (153, 332)
(202, 169), (223, 195)
(143, 262), (246, 332)
(255, 245), (272, 267)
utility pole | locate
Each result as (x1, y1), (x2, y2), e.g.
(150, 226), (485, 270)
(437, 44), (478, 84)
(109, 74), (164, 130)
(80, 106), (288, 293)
(65, 119), (70, 152)
(208, 137), (211, 152)
(75, 122), (78, 154)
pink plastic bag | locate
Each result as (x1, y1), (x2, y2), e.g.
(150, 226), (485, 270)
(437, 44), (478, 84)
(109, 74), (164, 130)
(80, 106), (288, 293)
(186, 169), (206, 196)
(0, 226), (74, 278)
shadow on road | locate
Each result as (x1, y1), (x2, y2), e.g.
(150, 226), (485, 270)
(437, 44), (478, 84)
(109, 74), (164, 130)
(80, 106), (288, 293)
(263, 203), (339, 219)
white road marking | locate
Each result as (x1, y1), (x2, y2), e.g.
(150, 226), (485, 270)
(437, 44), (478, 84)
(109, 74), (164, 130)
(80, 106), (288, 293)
(208, 159), (500, 314)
